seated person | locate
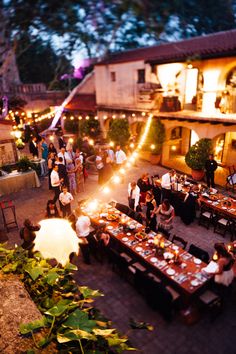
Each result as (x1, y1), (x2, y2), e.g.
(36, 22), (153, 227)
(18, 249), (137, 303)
(45, 200), (60, 218)
(20, 219), (41, 255)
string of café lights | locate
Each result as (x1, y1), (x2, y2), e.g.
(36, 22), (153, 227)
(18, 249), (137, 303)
(86, 113), (153, 206)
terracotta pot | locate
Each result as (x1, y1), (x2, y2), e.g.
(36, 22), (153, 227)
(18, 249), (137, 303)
(191, 169), (205, 181)
(150, 154), (161, 165)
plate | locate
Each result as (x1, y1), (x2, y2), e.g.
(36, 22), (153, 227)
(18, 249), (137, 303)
(163, 252), (174, 260)
(150, 257), (158, 263)
(222, 206), (227, 210)
(191, 280), (199, 287)
(126, 232), (131, 236)
(166, 268), (175, 276)
(99, 220), (105, 224)
(135, 232), (147, 241)
(106, 214), (118, 221)
(172, 245), (179, 250)
(107, 226), (113, 230)
(129, 224), (136, 230)
(122, 237), (128, 242)
(135, 247), (143, 252)
(194, 258), (201, 265)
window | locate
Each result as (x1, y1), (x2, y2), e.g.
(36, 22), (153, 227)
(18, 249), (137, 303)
(137, 69), (145, 83)
(111, 72), (116, 82)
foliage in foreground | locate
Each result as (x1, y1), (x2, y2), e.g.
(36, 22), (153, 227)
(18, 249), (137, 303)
(0, 245), (135, 353)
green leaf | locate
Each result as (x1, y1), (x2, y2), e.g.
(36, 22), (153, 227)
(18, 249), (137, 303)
(79, 286), (103, 299)
(63, 308), (96, 332)
(92, 328), (115, 337)
(57, 329), (96, 343)
(45, 299), (72, 317)
(45, 271), (59, 285)
(38, 336), (51, 348)
(107, 334), (128, 347)
(19, 317), (47, 334)
(2, 262), (18, 273)
(26, 350), (35, 354)
(64, 262), (78, 271)
(25, 265), (44, 281)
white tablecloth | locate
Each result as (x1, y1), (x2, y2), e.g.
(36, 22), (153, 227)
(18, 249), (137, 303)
(0, 170), (41, 196)
(31, 159), (48, 176)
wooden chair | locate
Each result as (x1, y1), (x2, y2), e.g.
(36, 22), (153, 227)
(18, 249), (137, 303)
(199, 290), (222, 321)
(188, 244), (210, 263)
(171, 235), (187, 250)
(198, 205), (216, 229)
(214, 216), (235, 239)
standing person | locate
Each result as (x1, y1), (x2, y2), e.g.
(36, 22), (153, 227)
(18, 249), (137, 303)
(40, 137), (48, 159)
(66, 160), (77, 195)
(58, 147), (69, 165)
(137, 173), (152, 203)
(102, 150), (113, 183)
(144, 191), (157, 231)
(128, 181), (140, 211)
(47, 152), (55, 190)
(58, 134), (66, 149)
(205, 154), (218, 188)
(58, 157), (69, 188)
(106, 146), (115, 165)
(29, 136), (39, 157)
(95, 149), (104, 185)
(161, 169), (176, 200)
(75, 208), (93, 264)
(115, 145), (127, 169)
(59, 186), (74, 218)
(211, 243), (235, 288)
(75, 153), (84, 193)
(155, 199), (175, 233)
(51, 165), (63, 203)
(40, 137), (48, 160)
(48, 142), (57, 156)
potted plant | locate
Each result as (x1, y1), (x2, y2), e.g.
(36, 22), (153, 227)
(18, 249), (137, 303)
(185, 138), (212, 180)
(147, 118), (165, 165)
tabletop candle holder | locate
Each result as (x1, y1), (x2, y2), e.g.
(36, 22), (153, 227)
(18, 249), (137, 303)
(174, 250), (181, 264)
(212, 252), (218, 261)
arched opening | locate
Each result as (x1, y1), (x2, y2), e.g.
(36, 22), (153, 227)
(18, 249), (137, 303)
(169, 126), (199, 159)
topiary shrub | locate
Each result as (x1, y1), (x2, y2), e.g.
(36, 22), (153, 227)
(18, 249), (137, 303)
(146, 118), (165, 155)
(185, 138), (212, 170)
(107, 118), (130, 146)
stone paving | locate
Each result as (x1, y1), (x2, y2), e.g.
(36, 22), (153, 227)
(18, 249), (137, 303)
(1, 160), (236, 354)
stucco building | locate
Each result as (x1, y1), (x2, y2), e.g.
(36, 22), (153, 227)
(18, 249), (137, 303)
(94, 29), (236, 186)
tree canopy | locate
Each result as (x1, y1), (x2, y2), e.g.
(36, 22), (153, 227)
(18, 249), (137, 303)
(1, 0), (236, 87)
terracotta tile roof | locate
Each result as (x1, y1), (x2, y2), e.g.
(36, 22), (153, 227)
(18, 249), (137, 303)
(96, 30), (236, 66)
(65, 94), (96, 112)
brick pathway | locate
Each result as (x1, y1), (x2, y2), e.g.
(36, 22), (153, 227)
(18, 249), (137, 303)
(1, 160), (236, 354)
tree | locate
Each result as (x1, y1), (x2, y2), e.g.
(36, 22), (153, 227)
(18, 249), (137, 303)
(80, 117), (100, 138)
(16, 35), (73, 89)
(146, 118), (165, 155)
(107, 118), (130, 146)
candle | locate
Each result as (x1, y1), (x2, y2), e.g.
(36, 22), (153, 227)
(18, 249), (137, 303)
(213, 252), (218, 261)
(198, 184), (201, 190)
(227, 245), (232, 252)
(160, 241), (165, 249)
(184, 175), (187, 181)
(153, 237), (160, 247)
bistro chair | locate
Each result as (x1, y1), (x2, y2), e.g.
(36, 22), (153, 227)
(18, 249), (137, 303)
(0, 200), (18, 232)
(108, 248), (132, 277)
(188, 244), (210, 264)
(199, 290), (222, 321)
(198, 205), (216, 229)
(213, 215), (235, 239)
(171, 235), (187, 250)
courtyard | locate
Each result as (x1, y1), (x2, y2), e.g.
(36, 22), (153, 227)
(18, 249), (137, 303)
(1, 159), (236, 354)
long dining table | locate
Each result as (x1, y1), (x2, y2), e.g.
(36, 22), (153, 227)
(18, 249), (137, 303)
(82, 202), (213, 304)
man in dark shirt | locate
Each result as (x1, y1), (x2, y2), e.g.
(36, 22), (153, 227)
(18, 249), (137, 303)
(205, 154), (218, 188)
(29, 137), (38, 157)
(58, 157), (69, 187)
